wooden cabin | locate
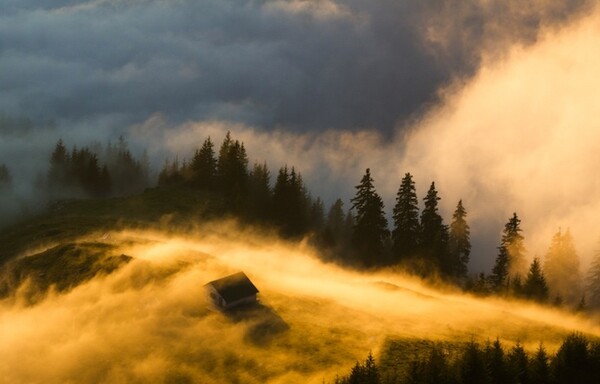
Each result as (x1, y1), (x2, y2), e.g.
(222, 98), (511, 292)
(204, 271), (259, 310)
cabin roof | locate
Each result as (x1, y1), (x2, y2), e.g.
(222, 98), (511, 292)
(205, 271), (259, 303)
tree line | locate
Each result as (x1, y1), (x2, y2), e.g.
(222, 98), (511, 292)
(157, 132), (324, 237)
(143, 132), (600, 310)
(11, 131), (600, 310)
(336, 333), (600, 384)
(47, 137), (150, 198)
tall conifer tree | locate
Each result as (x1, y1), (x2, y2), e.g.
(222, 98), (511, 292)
(544, 228), (581, 304)
(502, 212), (527, 277)
(449, 199), (471, 279)
(217, 132), (248, 209)
(190, 137), (217, 190)
(420, 182), (450, 274)
(491, 246), (510, 293)
(522, 258), (549, 302)
(351, 168), (388, 267)
(392, 172), (420, 261)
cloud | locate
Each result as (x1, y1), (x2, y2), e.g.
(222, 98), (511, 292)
(0, 0), (591, 133)
(129, 3), (600, 273)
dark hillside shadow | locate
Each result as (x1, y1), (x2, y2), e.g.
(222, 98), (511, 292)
(223, 301), (289, 346)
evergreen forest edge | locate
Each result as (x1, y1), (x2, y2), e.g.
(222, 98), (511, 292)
(1, 132), (599, 311)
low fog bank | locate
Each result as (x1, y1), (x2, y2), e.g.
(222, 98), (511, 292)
(1, 224), (598, 383)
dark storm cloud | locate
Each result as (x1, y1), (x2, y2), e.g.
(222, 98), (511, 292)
(0, 0), (591, 133)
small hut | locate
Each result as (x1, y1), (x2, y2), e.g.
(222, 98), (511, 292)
(204, 271), (259, 310)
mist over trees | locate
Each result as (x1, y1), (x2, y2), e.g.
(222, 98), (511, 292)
(47, 137), (149, 199)
(5, 130), (600, 312)
(544, 229), (581, 304)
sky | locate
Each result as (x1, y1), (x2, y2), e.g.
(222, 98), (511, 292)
(2, 0), (600, 271)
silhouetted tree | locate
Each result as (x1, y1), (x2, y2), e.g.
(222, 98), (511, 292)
(485, 339), (509, 384)
(458, 341), (490, 384)
(104, 136), (148, 196)
(48, 139), (69, 191)
(449, 199), (471, 279)
(420, 182), (450, 275)
(544, 228), (581, 305)
(530, 344), (550, 384)
(190, 137), (217, 190)
(502, 212), (527, 278)
(158, 157), (184, 186)
(391, 173), (420, 262)
(490, 213), (526, 293)
(507, 342), (529, 384)
(338, 352), (380, 384)
(351, 168), (388, 267)
(490, 246), (510, 293)
(272, 166), (309, 237)
(422, 346), (452, 384)
(522, 258), (549, 303)
(552, 333), (590, 383)
(246, 162), (272, 221)
(217, 131), (249, 209)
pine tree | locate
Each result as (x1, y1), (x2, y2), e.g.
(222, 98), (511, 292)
(102, 136), (148, 196)
(485, 338), (509, 384)
(217, 131), (249, 208)
(530, 344), (550, 384)
(272, 166), (309, 237)
(544, 228), (581, 305)
(522, 258), (549, 303)
(552, 333), (591, 383)
(190, 137), (217, 190)
(419, 182), (450, 275)
(48, 139), (69, 191)
(246, 162), (272, 221)
(459, 341), (490, 384)
(490, 246), (510, 293)
(324, 199), (346, 248)
(507, 342), (529, 384)
(502, 213), (527, 277)
(449, 199), (471, 279)
(351, 168), (389, 267)
(391, 173), (420, 261)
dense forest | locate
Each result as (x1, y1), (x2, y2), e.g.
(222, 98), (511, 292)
(336, 333), (600, 384)
(2, 132), (600, 312)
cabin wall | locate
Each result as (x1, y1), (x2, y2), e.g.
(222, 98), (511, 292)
(205, 285), (225, 308)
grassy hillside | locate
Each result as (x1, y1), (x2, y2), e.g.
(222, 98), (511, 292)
(0, 242), (131, 304)
(1, 187), (600, 383)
